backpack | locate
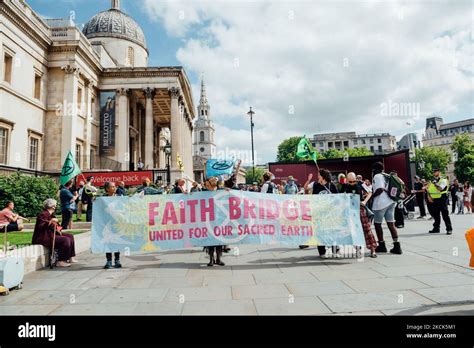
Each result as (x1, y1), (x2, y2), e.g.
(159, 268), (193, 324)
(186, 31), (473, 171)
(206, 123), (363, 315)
(382, 173), (405, 201)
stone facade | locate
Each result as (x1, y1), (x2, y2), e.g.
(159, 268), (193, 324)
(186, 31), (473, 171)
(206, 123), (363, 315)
(309, 132), (396, 155)
(0, 0), (195, 182)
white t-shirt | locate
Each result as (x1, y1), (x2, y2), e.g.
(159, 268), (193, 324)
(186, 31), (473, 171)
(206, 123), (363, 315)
(372, 173), (393, 211)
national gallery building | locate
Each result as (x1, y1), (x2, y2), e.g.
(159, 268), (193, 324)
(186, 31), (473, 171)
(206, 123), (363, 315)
(0, 0), (196, 181)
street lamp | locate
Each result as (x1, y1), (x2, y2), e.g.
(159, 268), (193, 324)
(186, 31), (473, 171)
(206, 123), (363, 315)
(247, 107), (255, 180)
(164, 140), (172, 186)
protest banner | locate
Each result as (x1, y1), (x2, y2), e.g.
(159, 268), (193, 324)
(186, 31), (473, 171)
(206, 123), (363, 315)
(91, 190), (365, 253)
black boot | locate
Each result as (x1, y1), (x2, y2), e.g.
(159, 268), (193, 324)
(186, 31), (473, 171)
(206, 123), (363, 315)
(429, 229), (440, 233)
(390, 242), (402, 255)
(207, 256), (214, 267)
(375, 241), (387, 253)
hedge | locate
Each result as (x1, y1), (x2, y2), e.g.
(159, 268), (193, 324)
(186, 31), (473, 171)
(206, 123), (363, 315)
(0, 173), (58, 218)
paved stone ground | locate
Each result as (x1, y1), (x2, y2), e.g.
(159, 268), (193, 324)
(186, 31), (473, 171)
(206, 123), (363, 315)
(1, 214), (472, 315)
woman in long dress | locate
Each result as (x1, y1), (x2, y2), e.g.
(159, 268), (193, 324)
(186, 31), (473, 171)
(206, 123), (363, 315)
(32, 199), (77, 268)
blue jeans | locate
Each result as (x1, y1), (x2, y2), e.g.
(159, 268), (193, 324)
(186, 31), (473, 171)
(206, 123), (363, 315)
(374, 203), (396, 224)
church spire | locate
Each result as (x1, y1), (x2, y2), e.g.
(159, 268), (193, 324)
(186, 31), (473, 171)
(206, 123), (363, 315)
(111, 0), (121, 10)
(199, 76), (208, 107)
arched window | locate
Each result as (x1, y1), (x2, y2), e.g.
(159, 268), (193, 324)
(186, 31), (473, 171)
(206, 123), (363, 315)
(200, 131), (205, 142)
(127, 47), (134, 66)
(205, 110), (207, 116)
(201, 110), (204, 116)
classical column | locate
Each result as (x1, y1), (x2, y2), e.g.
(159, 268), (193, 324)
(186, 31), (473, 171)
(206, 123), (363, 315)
(143, 87), (155, 169)
(84, 79), (93, 170)
(60, 65), (79, 165)
(116, 88), (131, 170)
(169, 87), (181, 180)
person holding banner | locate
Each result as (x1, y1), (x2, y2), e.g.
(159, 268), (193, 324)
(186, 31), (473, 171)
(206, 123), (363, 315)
(103, 182), (122, 269)
(203, 177), (225, 266)
(303, 169), (341, 257)
(341, 172), (378, 258)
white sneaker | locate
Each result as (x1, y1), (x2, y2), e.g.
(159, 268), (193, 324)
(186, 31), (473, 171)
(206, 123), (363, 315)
(320, 254), (329, 259)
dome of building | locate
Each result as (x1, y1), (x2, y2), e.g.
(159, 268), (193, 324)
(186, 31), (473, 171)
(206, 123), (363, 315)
(82, 0), (147, 51)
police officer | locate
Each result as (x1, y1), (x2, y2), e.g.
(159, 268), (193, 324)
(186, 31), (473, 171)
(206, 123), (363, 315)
(427, 168), (453, 235)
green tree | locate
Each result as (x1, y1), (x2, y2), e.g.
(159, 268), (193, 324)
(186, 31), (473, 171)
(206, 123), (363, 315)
(451, 133), (474, 183)
(276, 136), (324, 162)
(245, 167), (265, 184)
(323, 147), (374, 159)
(414, 147), (451, 180)
(0, 173), (58, 218)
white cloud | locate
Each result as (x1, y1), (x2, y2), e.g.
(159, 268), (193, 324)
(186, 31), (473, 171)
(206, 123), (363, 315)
(143, 0), (473, 163)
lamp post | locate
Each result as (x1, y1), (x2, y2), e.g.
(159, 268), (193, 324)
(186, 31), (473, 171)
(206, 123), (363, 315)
(164, 140), (171, 186)
(247, 107), (255, 180)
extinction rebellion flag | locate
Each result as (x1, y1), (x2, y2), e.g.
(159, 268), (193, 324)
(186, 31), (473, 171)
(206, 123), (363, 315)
(60, 151), (81, 185)
(296, 136), (318, 163)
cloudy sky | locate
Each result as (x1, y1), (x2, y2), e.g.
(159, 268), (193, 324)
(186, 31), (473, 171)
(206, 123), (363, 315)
(30, 0), (473, 164)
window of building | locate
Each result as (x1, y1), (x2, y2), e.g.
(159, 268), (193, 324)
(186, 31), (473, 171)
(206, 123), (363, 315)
(77, 87), (83, 113)
(0, 127), (9, 164)
(127, 47), (134, 67)
(343, 141), (349, 148)
(377, 138), (381, 143)
(370, 146), (374, 152)
(319, 142), (324, 147)
(34, 74), (41, 100)
(328, 142), (333, 148)
(370, 138), (374, 144)
(75, 143), (82, 165)
(200, 147), (205, 153)
(312, 143), (316, 148)
(361, 139), (366, 144)
(353, 139), (358, 145)
(29, 137), (39, 170)
(3, 51), (13, 83)
(378, 145), (382, 152)
(200, 131), (205, 142)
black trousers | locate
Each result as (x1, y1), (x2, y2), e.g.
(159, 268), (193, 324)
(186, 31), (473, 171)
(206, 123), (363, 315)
(416, 195), (426, 216)
(61, 209), (73, 230)
(208, 246), (223, 260)
(451, 195), (457, 214)
(432, 196), (452, 232)
(86, 202), (93, 222)
(106, 252), (120, 261)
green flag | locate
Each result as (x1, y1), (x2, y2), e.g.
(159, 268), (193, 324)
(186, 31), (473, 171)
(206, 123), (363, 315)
(60, 151), (81, 185)
(296, 136), (317, 163)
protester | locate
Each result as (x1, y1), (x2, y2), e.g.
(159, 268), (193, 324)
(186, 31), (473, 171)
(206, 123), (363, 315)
(0, 201), (25, 232)
(76, 181), (85, 221)
(103, 182), (122, 269)
(302, 169), (340, 257)
(137, 178), (163, 195)
(463, 182), (472, 214)
(32, 198), (77, 268)
(449, 179), (459, 215)
(203, 177), (225, 266)
(356, 175), (363, 184)
(190, 181), (201, 193)
(412, 176), (427, 219)
(336, 173), (346, 192)
(426, 168), (452, 235)
(82, 176), (97, 222)
(456, 185), (464, 214)
(371, 162), (402, 254)
(116, 181), (126, 196)
(284, 176), (298, 195)
(137, 158), (145, 171)
(59, 180), (78, 230)
(341, 173), (378, 258)
(172, 178), (187, 194)
(261, 172), (277, 194)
